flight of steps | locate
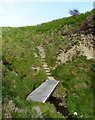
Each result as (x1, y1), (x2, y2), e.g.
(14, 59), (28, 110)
(37, 45), (55, 80)
(26, 45), (59, 103)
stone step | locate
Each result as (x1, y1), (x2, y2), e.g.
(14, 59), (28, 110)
(42, 64), (48, 66)
(43, 62), (48, 64)
(46, 73), (51, 75)
(43, 66), (48, 68)
(48, 76), (55, 80)
(40, 52), (45, 55)
(43, 68), (50, 70)
(40, 54), (45, 55)
(41, 59), (45, 61)
(45, 70), (50, 73)
(41, 57), (45, 59)
(41, 58), (45, 60)
(40, 53), (45, 55)
(43, 67), (49, 69)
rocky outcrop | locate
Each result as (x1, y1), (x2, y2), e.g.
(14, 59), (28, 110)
(57, 33), (94, 63)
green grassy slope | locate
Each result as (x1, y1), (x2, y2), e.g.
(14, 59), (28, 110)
(2, 10), (94, 119)
(52, 56), (94, 118)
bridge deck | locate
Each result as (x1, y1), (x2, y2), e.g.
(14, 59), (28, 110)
(26, 80), (59, 103)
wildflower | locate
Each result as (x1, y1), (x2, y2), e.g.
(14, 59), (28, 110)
(14, 107), (19, 111)
(74, 112), (78, 115)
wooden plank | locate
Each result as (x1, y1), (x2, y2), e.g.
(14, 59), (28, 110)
(26, 80), (59, 103)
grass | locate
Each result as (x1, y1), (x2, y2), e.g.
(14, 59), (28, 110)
(2, 64), (64, 118)
(2, 9), (95, 118)
(52, 56), (94, 118)
(30, 10), (94, 33)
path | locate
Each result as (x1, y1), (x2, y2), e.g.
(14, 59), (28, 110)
(27, 80), (59, 102)
(37, 45), (55, 80)
(26, 45), (59, 103)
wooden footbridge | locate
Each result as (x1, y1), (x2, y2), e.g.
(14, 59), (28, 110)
(26, 80), (59, 103)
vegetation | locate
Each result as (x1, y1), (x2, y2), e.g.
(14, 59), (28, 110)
(69, 9), (80, 16)
(2, 9), (95, 119)
(52, 56), (94, 118)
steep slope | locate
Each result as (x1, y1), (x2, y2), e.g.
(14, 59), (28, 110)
(2, 9), (95, 119)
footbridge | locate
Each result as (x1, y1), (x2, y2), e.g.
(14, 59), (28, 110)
(26, 80), (59, 103)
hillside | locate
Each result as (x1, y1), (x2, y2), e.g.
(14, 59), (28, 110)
(2, 9), (95, 119)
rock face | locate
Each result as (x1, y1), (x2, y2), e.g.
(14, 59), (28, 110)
(80, 14), (95, 35)
(57, 33), (94, 63)
(57, 13), (94, 64)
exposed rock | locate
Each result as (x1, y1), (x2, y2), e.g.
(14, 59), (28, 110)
(32, 64), (40, 73)
(57, 33), (94, 63)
